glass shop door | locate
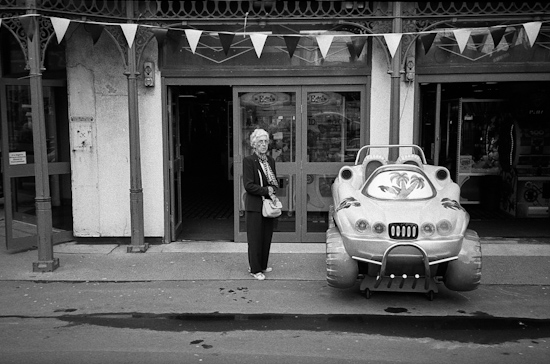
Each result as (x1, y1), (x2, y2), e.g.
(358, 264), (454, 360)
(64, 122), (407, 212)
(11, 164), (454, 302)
(1, 79), (73, 250)
(233, 86), (365, 243)
(167, 87), (184, 240)
(300, 86), (365, 242)
(234, 87), (302, 242)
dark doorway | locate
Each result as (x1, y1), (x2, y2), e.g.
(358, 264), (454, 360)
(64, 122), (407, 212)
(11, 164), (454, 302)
(175, 86), (234, 241)
(419, 81), (550, 238)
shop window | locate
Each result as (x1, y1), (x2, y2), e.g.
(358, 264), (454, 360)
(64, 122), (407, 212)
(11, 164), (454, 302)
(416, 26), (550, 74)
(306, 91), (361, 163)
(163, 26), (369, 69)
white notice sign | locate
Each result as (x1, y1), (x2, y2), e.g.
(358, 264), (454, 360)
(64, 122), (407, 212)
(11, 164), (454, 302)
(9, 151), (27, 165)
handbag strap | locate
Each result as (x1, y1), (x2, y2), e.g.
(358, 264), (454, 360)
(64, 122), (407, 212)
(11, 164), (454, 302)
(258, 169), (266, 201)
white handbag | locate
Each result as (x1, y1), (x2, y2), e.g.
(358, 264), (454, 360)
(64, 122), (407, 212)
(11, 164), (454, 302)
(258, 170), (282, 218)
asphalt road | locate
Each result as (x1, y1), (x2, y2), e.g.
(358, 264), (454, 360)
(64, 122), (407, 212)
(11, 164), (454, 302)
(1, 312), (548, 364)
(1, 241), (549, 363)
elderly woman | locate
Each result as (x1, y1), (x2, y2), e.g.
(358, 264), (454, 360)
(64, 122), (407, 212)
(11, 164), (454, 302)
(243, 129), (279, 280)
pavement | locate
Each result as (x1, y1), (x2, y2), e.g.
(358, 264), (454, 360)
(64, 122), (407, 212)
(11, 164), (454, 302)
(0, 237), (550, 320)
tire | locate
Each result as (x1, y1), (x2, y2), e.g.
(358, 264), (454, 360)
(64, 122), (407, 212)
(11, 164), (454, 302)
(444, 229), (482, 291)
(326, 226), (358, 289)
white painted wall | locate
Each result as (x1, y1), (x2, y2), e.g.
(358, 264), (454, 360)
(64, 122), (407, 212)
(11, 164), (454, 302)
(369, 39), (391, 147)
(66, 27), (163, 237)
(399, 75), (415, 145)
(369, 38), (416, 149)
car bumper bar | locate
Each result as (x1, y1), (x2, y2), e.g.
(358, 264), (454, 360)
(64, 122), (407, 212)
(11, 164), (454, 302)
(358, 242), (445, 300)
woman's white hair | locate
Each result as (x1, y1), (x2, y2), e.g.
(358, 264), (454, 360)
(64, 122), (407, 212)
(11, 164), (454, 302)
(250, 128), (269, 148)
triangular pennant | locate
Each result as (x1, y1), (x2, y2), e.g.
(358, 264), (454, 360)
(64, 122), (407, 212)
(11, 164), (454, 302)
(346, 42), (357, 60)
(152, 28), (168, 46)
(85, 23), (104, 45)
(120, 24), (138, 48)
(218, 32), (235, 56)
(351, 37), (367, 58)
(479, 35), (493, 54)
(515, 27), (528, 47)
(489, 26), (506, 48)
(498, 32), (510, 51)
(283, 35), (300, 58)
(420, 33), (437, 54)
(316, 34), (334, 58)
(471, 33), (486, 52)
(50, 17), (70, 44)
(249, 33), (268, 58)
(504, 27), (516, 47)
(184, 29), (202, 54)
(452, 29), (471, 53)
(523, 21), (542, 47)
(20, 16), (36, 41)
(383, 33), (402, 58)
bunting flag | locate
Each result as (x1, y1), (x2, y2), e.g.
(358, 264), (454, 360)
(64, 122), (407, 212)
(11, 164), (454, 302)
(471, 33), (486, 52)
(490, 26), (506, 48)
(420, 33), (437, 54)
(453, 29), (471, 53)
(515, 27), (526, 47)
(383, 33), (402, 58)
(184, 29), (202, 53)
(121, 23), (138, 48)
(218, 32), (235, 56)
(283, 35), (300, 58)
(152, 28), (168, 47)
(2, 14), (548, 59)
(316, 34), (334, 58)
(250, 33), (268, 58)
(50, 17), (70, 44)
(20, 16), (36, 41)
(85, 23), (104, 45)
(350, 37), (367, 59)
(523, 21), (542, 47)
(504, 27), (517, 49)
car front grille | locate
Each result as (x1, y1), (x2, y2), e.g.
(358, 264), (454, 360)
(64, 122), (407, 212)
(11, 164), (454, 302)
(389, 223), (418, 240)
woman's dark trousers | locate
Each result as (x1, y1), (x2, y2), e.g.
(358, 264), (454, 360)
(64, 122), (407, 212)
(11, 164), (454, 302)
(246, 211), (274, 274)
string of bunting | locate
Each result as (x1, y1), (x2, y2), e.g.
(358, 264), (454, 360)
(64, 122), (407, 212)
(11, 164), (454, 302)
(0, 14), (547, 59)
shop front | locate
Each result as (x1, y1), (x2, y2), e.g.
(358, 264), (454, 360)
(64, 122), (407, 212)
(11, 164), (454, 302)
(163, 79), (368, 243)
(416, 25), (550, 221)
(0, 25), (73, 252)
(4, 1), (549, 258)
(159, 13), (373, 243)
(234, 85), (366, 243)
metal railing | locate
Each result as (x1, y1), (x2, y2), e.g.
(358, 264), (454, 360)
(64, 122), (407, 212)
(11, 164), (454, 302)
(1, 1), (547, 25)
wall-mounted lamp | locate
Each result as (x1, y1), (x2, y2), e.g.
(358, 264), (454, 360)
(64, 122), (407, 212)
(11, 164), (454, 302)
(405, 56), (415, 82)
(144, 61), (155, 87)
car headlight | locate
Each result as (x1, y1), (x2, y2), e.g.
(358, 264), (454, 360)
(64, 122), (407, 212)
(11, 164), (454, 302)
(355, 219), (370, 233)
(372, 222), (386, 235)
(421, 223), (436, 236)
(437, 219), (453, 235)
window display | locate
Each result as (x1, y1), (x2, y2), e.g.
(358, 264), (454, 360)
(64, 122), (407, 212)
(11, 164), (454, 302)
(306, 91), (361, 163)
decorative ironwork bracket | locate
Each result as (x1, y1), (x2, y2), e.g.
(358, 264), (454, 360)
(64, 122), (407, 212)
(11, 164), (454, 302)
(0, 15), (55, 70)
(103, 25), (155, 72)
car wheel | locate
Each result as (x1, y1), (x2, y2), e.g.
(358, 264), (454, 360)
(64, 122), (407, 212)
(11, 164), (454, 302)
(444, 229), (482, 291)
(326, 226), (358, 289)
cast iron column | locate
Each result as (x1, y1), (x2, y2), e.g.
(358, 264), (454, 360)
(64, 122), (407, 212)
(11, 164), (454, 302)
(389, 1), (403, 161)
(125, 3), (147, 252)
(27, 10), (59, 271)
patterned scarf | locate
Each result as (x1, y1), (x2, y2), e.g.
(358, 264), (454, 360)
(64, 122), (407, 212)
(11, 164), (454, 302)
(256, 152), (278, 187)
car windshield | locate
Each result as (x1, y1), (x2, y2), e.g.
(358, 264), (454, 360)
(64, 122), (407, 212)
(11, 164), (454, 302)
(362, 169), (435, 200)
